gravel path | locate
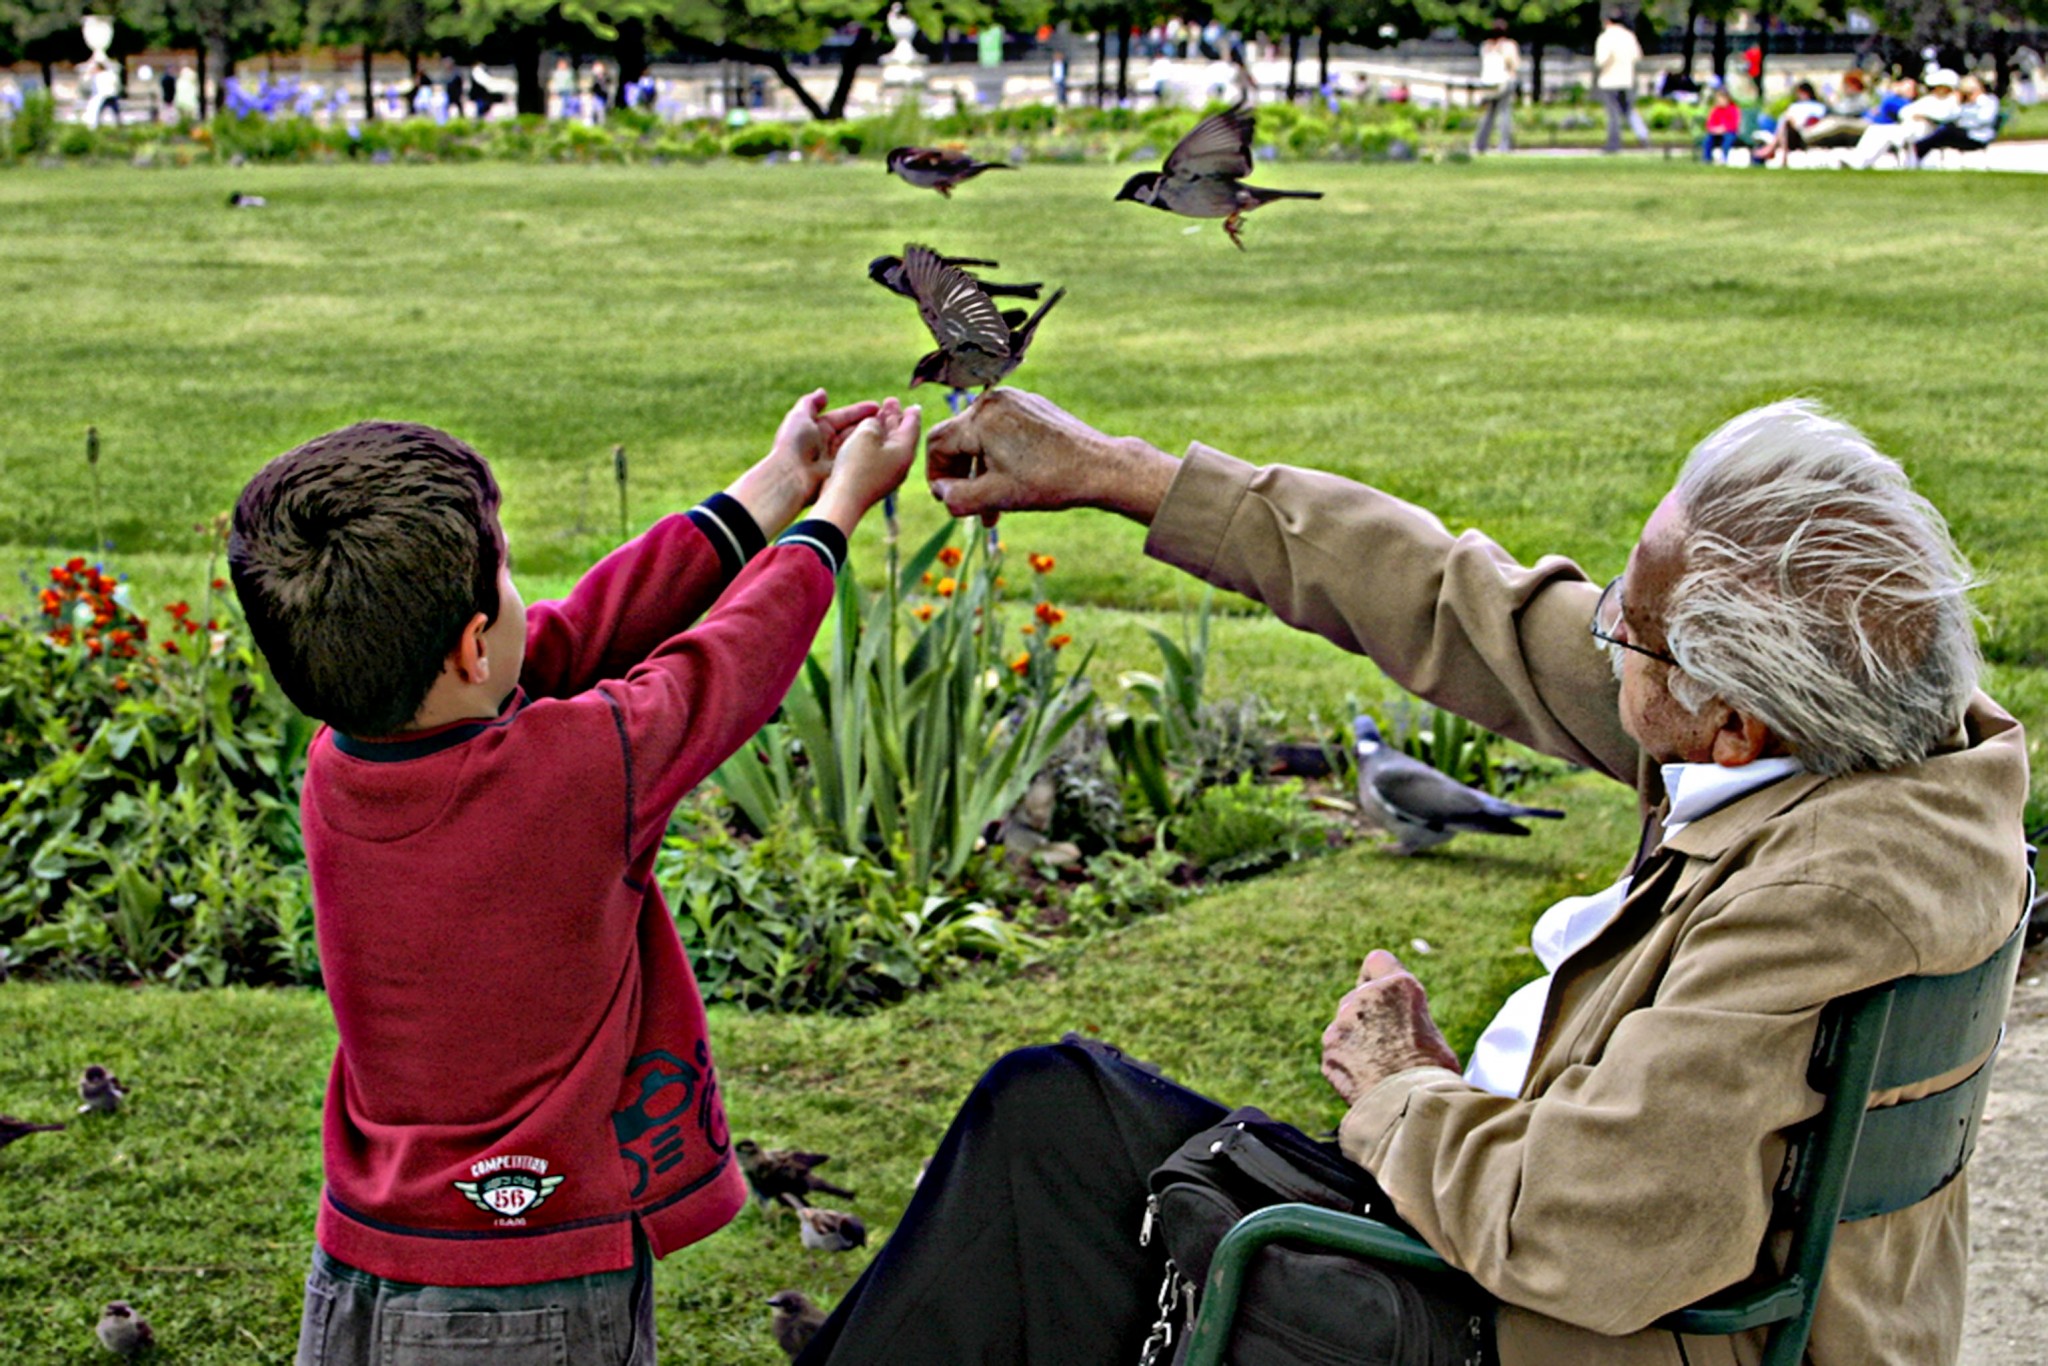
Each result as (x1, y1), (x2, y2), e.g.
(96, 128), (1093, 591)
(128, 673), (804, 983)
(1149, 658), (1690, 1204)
(1963, 943), (2048, 1363)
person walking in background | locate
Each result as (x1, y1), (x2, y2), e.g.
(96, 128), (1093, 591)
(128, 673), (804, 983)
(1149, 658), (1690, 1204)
(1472, 20), (1521, 153)
(548, 57), (575, 120)
(172, 64), (199, 122)
(1701, 85), (1741, 162)
(1595, 10), (1650, 152)
(1050, 49), (1068, 106)
(1914, 74), (2000, 162)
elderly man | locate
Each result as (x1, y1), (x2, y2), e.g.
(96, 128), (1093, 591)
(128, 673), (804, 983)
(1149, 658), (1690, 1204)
(795, 393), (2027, 1366)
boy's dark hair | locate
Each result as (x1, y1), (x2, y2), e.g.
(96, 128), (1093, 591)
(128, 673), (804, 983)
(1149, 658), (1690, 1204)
(228, 421), (504, 737)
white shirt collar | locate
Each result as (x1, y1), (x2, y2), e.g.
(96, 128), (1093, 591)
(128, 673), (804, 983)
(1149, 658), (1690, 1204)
(1660, 755), (1806, 840)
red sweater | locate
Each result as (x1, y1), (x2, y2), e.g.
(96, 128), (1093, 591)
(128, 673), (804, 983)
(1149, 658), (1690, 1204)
(303, 497), (841, 1285)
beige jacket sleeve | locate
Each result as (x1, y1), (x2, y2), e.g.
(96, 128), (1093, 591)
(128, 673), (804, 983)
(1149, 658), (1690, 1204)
(1142, 442), (1638, 781)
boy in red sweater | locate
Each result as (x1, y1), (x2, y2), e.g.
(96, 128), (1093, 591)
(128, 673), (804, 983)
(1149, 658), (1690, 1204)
(228, 392), (920, 1365)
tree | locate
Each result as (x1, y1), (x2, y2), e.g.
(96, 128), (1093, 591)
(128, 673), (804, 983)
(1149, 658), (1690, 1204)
(125, 0), (305, 113)
(309, 0), (464, 118)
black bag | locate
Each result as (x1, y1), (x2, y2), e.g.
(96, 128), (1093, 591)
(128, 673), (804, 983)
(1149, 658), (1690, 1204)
(1138, 1107), (1489, 1366)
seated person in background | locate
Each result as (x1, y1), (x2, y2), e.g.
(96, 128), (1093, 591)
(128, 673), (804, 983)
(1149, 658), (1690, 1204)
(1915, 74), (2000, 160)
(1701, 86), (1742, 162)
(1848, 69), (1957, 167)
(1753, 80), (1829, 164)
(1790, 69), (1878, 152)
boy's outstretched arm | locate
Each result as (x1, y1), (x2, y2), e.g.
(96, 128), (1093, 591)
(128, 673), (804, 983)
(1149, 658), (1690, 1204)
(521, 390), (881, 700)
(606, 400), (920, 862)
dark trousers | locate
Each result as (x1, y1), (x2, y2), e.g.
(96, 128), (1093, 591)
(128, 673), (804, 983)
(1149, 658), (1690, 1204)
(799, 1039), (1488, 1365)
(1914, 124), (1990, 159)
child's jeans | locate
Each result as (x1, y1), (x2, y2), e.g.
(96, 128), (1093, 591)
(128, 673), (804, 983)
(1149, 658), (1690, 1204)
(296, 1232), (654, 1365)
(1702, 131), (1737, 162)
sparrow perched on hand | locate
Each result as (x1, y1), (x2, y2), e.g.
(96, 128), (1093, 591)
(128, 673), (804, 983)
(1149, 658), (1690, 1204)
(96, 1301), (154, 1357)
(1115, 101), (1323, 249)
(1352, 716), (1564, 854)
(796, 1204), (868, 1252)
(78, 1065), (127, 1115)
(766, 1290), (828, 1359)
(0, 1114), (66, 1151)
(736, 1139), (854, 1209)
(885, 146), (1014, 197)
(899, 243), (1065, 394)
(868, 253), (1043, 303)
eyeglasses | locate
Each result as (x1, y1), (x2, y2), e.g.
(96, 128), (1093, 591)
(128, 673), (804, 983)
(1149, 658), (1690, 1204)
(1591, 576), (1679, 668)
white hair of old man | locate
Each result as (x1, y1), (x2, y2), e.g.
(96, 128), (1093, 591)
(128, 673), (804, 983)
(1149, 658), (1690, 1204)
(1662, 400), (1979, 777)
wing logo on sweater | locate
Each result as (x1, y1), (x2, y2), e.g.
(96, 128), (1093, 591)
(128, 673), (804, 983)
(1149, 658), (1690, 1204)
(453, 1158), (565, 1219)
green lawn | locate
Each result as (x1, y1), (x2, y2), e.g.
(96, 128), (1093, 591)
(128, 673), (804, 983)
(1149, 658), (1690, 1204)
(2, 158), (2046, 1360)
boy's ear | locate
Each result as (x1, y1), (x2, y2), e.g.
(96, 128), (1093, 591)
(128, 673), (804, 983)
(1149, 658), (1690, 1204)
(451, 611), (491, 685)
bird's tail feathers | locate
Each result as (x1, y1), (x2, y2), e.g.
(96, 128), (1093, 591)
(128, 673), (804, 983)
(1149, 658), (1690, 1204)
(1251, 187), (1325, 201)
(1013, 286), (1067, 349)
(810, 1178), (856, 1200)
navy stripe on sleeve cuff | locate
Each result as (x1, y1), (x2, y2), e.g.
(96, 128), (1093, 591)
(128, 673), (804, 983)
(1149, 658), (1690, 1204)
(687, 493), (767, 584)
(776, 520), (848, 577)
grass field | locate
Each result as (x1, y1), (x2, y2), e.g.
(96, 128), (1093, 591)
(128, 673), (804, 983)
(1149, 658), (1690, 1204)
(2, 158), (2046, 1360)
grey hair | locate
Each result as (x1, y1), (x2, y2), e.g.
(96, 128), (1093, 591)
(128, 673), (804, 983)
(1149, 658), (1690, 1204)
(1662, 400), (1979, 776)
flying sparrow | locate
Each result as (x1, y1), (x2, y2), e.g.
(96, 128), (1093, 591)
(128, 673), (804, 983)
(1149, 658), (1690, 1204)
(1115, 101), (1323, 249)
(885, 146), (1014, 197)
(900, 243), (1065, 394)
(868, 253), (1042, 302)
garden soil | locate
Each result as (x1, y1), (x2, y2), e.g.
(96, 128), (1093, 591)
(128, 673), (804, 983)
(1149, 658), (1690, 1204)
(1962, 943), (2048, 1363)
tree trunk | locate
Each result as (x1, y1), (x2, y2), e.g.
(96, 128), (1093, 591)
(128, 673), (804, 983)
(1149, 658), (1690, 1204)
(1116, 24), (1129, 104)
(1711, 18), (1728, 84)
(1287, 31), (1300, 101)
(1681, 3), (1698, 79)
(206, 36), (228, 117)
(361, 46), (376, 120)
(617, 19), (648, 88)
(1531, 41), (1543, 103)
(762, 52), (828, 119)
(514, 29), (544, 117)
(822, 30), (887, 119)
(39, 59), (54, 94)
(1317, 29), (1330, 95)
(1095, 27), (1106, 107)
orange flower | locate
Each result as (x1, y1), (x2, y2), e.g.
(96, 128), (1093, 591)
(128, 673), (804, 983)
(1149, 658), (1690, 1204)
(1029, 553), (1056, 574)
(921, 571), (934, 587)
(50, 626), (74, 646)
(1019, 623), (1036, 635)
(994, 577), (1006, 589)
(936, 577), (958, 598)
(112, 677), (131, 693)
(937, 546), (964, 569)
(913, 603), (935, 622)
(1033, 602), (1065, 627)
(38, 589), (62, 616)
(86, 637), (104, 657)
(1049, 633), (1072, 650)
(1008, 652), (1031, 675)
(65, 556), (86, 573)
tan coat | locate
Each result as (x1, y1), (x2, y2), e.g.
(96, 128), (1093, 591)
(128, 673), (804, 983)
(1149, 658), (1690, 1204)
(1144, 445), (2030, 1366)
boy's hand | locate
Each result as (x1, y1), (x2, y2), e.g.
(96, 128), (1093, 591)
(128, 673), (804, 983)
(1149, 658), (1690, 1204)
(728, 389), (881, 537)
(814, 399), (921, 538)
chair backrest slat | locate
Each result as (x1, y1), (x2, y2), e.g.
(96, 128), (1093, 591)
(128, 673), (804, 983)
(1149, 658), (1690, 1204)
(1838, 1034), (2005, 1222)
(1869, 926), (2026, 1091)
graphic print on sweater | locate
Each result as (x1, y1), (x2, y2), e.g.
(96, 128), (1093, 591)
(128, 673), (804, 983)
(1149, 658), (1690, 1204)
(453, 1154), (566, 1223)
(613, 1040), (730, 1199)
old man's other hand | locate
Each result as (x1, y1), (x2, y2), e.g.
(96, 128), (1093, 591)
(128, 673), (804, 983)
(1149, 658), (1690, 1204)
(1321, 950), (1461, 1105)
(925, 388), (1181, 526)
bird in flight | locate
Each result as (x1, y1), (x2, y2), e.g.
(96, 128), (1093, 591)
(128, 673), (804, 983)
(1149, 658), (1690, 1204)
(1115, 102), (1323, 249)
(885, 146), (1014, 197)
(869, 252), (1042, 303)
(899, 243), (1065, 394)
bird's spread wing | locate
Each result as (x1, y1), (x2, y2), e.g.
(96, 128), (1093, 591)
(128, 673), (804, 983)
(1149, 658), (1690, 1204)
(1370, 762), (1496, 826)
(1164, 102), (1255, 180)
(904, 244), (1011, 358)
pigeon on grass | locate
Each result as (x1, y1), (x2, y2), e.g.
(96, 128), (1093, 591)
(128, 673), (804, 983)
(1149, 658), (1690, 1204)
(1353, 715), (1564, 854)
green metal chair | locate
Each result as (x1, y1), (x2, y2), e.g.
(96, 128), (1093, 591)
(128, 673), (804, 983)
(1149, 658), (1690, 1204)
(1182, 881), (2032, 1366)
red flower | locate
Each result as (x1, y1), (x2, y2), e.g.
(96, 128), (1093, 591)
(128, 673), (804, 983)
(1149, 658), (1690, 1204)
(50, 626), (74, 646)
(1034, 602), (1065, 627)
(86, 637), (104, 657)
(211, 578), (229, 591)
(166, 601), (191, 620)
(1049, 633), (1072, 650)
(112, 677), (131, 693)
(937, 546), (964, 568)
(38, 589), (62, 617)
(1009, 652), (1031, 675)
(1029, 553), (1056, 574)
(162, 640), (180, 655)
(912, 604), (935, 622)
